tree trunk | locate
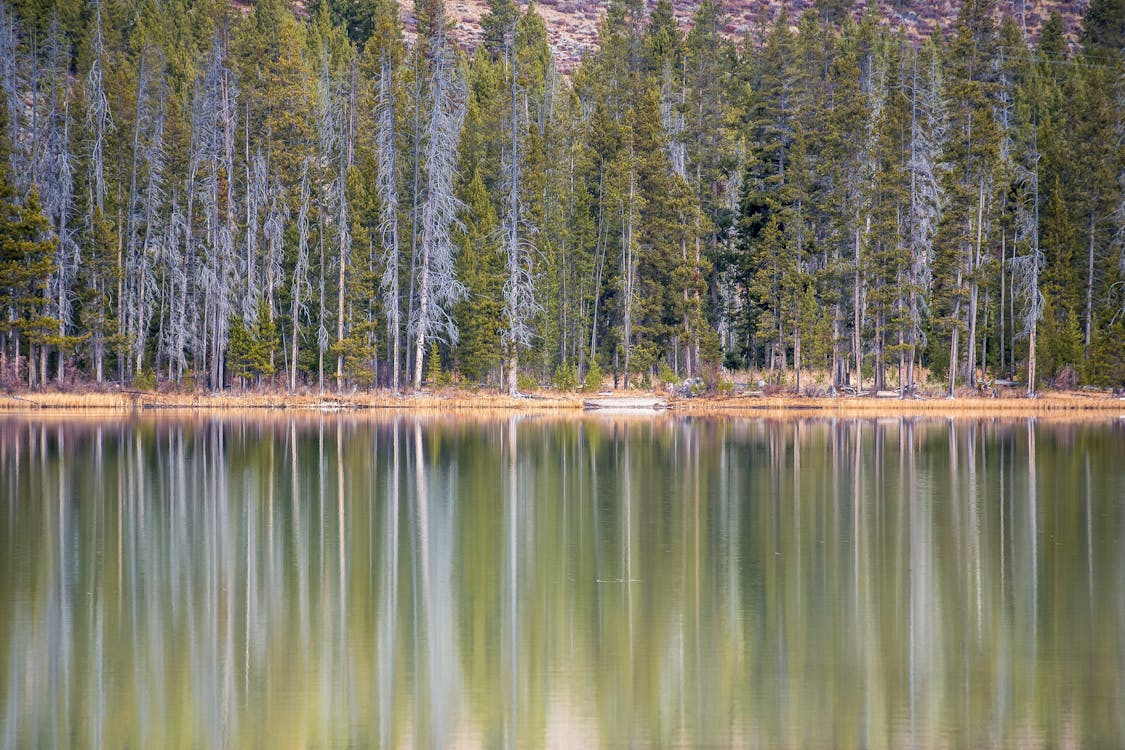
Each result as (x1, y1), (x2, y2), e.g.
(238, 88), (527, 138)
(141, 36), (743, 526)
(336, 238), (346, 392)
(794, 325), (802, 395)
(981, 292), (989, 384)
(948, 300), (961, 398)
(507, 352), (518, 396)
(999, 230), (1006, 377)
(853, 223), (862, 392)
(1085, 211), (1095, 353)
(832, 301), (842, 389)
(967, 179), (984, 386)
(290, 314), (299, 392)
(412, 250), (431, 392)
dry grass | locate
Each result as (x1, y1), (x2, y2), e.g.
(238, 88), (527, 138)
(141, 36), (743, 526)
(2, 386), (1121, 418)
(673, 390), (1125, 417)
(0, 387), (584, 412)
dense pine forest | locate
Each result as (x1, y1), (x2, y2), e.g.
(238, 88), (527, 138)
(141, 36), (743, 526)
(0, 0), (1122, 395)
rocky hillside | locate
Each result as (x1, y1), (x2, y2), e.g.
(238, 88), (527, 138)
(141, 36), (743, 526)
(400, 0), (1091, 70)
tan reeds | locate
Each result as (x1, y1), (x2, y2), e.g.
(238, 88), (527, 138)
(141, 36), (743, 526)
(1, 387), (1121, 417)
(0, 388), (584, 412)
(671, 391), (1125, 416)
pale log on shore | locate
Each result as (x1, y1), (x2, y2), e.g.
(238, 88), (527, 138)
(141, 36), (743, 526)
(583, 397), (667, 411)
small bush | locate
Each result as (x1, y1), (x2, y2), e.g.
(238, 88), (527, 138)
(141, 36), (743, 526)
(583, 361), (603, 392)
(517, 372), (539, 393)
(657, 362), (678, 386)
(132, 369), (156, 391)
(552, 362), (578, 392)
(716, 379), (734, 395)
(426, 344), (450, 388)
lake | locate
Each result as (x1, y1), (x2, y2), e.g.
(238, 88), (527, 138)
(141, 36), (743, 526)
(2, 412), (1123, 748)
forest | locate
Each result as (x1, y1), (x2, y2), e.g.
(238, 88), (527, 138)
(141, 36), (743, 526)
(0, 0), (1122, 395)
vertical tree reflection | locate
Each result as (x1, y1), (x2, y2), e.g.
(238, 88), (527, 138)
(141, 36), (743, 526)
(0, 414), (1123, 747)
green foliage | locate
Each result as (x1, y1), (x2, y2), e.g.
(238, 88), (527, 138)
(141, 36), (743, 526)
(1087, 314), (1125, 387)
(582, 360), (603, 393)
(517, 371), (538, 392)
(0, 187), (56, 345)
(226, 300), (278, 388)
(226, 317), (256, 385)
(1037, 298), (1084, 384)
(0, 0), (1121, 395)
(1081, 0), (1125, 60)
(552, 362), (578, 392)
(453, 169), (504, 383)
(132, 368), (156, 391)
(426, 343), (449, 388)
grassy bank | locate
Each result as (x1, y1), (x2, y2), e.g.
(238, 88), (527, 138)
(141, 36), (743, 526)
(674, 390), (1125, 416)
(1, 385), (1122, 415)
(0, 388), (585, 412)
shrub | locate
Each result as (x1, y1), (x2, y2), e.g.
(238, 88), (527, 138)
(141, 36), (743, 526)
(583, 361), (603, 392)
(132, 369), (155, 391)
(657, 362), (678, 386)
(552, 362), (578, 392)
(517, 372), (539, 393)
(426, 344), (450, 388)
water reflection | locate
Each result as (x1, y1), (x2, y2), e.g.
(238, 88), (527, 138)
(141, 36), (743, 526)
(2, 414), (1124, 748)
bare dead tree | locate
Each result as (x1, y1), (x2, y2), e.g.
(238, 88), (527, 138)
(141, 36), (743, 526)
(903, 48), (945, 393)
(131, 82), (165, 377)
(1010, 127), (1044, 397)
(375, 47), (403, 392)
(335, 61), (356, 391)
(123, 48), (167, 378)
(0, 2), (19, 174)
(618, 151), (639, 388)
(84, 0), (111, 216)
(314, 46), (340, 392)
(243, 146), (268, 324)
(34, 14), (79, 382)
(290, 160), (312, 392)
(410, 23), (467, 392)
(192, 32), (239, 390)
(500, 29), (540, 395)
(158, 192), (188, 381)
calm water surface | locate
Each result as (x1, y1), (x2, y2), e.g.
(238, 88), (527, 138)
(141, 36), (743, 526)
(1, 413), (1124, 748)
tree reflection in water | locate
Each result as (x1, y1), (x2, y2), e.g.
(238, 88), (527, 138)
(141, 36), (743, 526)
(1, 414), (1123, 748)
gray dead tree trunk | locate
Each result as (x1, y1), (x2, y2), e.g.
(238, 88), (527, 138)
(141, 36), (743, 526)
(376, 49), (403, 392)
(501, 31), (539, 396)
(410, 24), (466, 392)
(290, 163), (312, 392)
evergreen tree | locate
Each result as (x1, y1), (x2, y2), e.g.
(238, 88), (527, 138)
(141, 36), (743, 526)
(0, 180), (57, 385)
(453, 168), (503, 382)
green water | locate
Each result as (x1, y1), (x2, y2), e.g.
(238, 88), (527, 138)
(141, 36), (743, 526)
(1, 413), (1123, 748)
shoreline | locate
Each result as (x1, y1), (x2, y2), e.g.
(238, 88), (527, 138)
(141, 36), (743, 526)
(2, 388), (1123, 417)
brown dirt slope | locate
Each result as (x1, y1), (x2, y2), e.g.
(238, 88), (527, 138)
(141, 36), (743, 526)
(410, 0), (1089, 71)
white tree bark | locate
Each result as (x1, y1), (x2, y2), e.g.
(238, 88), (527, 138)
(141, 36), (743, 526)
(376, 49), (403, 392)
(1011, 128), (1043, 397)
(501, 32), (539, 395)
(290, 162), (313, 392)
(410, 24), (467, 392)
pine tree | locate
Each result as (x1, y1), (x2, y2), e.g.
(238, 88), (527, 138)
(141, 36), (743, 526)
(0, 178), (57, 385)
(935, 0), (1002, 394)
(453, 168), (503, 382)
